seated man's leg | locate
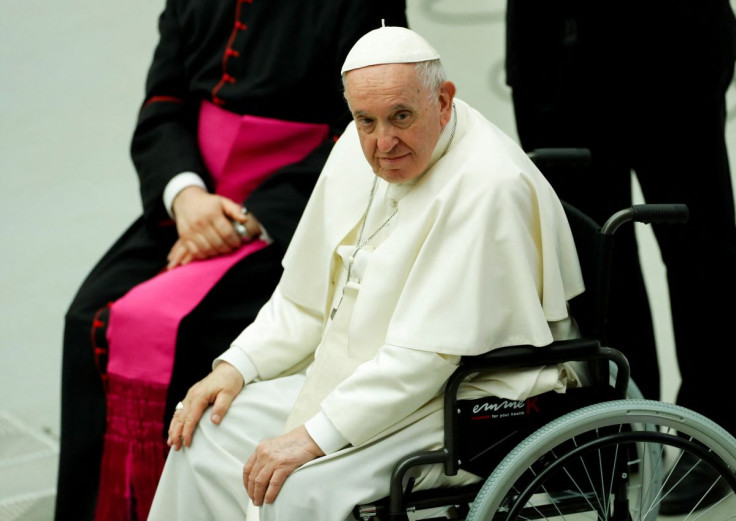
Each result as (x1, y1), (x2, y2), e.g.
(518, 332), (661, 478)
(56, 218), (174, 521)
(148, 374), (306, 520)
(261, 409), (479, 521)
(94, 243), (280, 520)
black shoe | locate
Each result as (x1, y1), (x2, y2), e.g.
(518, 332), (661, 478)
(659, 451), (732, 515)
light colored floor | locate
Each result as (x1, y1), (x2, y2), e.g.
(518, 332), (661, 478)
(1, 0), (735, 519)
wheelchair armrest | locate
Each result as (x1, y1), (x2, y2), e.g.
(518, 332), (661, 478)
(446, 339), (629, 403)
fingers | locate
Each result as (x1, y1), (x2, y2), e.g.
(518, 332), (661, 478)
(165, 387), (218, 450)
(167, 364), (245, 450)
(243, 453), (284, 506)
(210, 204), (243, 251)
(179, 394), (210, 447)
(222, 199), (247, 222)
(168, 401), (186, 450)
(242, 454), (259, 502)
(223, 200), (264, 241)
(167, 394), (208, 450)
(166, 240), (189, 269)
(263, 470), (285, 505)
(174, 193), (244, 259)
(241, 427), (323, 505)
(210, 388), (236, 425)
(182, 217), (239, 258)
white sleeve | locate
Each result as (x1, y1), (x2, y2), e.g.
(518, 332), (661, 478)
(218, 284), (324, 380)
(163, 172), (207, 218)
(304, 412), (349, 455)
(320, 345), (460, 446)
(214, 351), (259, 386)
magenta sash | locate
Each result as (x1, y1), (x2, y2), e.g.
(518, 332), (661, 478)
(95, 101), (328, 521)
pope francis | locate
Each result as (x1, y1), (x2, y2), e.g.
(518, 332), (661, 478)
(147, 25), (585, 521)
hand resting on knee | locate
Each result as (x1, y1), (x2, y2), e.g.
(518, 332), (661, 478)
(167, 362), (244, 449)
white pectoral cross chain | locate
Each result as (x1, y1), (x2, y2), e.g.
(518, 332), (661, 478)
(330, 176), (397, 320)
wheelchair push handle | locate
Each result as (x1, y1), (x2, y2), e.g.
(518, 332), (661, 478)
(527, 147), (592, 168)
(601, 203), (689, 235)
(631, 203), (689, 224)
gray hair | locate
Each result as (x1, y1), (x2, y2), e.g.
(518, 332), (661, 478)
(341, 59), (447, 104)
(414, 59), (447, 99)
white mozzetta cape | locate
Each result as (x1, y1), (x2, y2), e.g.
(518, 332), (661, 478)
(225, 99), (584, 445)
(284, 98), (581, 352)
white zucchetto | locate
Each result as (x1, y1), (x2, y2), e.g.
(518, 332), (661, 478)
(341, 25), (441, 75)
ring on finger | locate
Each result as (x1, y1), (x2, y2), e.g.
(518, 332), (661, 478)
(175, 401), (184, 411)
(232, 220), (249, 239)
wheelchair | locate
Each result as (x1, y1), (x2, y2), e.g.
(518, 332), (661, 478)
(354, 149), (736, 520)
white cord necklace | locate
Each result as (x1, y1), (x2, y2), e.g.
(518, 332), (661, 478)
(330, 104), (457, 320)
(330, 176), (396, 319)
(351, 177), (396, 268)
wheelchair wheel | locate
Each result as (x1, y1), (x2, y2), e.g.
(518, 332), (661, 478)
(466, 399), (736, 520)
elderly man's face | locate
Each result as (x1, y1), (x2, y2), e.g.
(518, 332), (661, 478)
(344, 63), (455, 183)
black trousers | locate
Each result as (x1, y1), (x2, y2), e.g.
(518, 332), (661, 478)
(54, 217), (283, 521)
(508, 3), (736, 434)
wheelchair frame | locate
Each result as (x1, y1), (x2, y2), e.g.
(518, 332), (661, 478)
(353, 149), (736, 520)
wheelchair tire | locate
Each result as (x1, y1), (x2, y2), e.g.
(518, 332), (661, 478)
(466, 399), (736, 520)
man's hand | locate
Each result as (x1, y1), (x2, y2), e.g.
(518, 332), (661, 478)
(242, 426), (325, 506)
(168, 362), (244, 450)
(167, 186), (246, 269)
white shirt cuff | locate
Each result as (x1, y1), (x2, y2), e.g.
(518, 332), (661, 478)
(215, 347), (259, 385)
(305, 412), (349, 454)
(163, 172), (207, 218)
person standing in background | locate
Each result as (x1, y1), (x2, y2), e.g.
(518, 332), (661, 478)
(505, 0), (736, 513)
(55, 2), (408, 520)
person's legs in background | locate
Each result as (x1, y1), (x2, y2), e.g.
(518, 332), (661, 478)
(510, 85), (661, 400)
(624, 3), (736, 512)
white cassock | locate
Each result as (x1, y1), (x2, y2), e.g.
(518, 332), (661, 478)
(147, 99), (585, 521)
